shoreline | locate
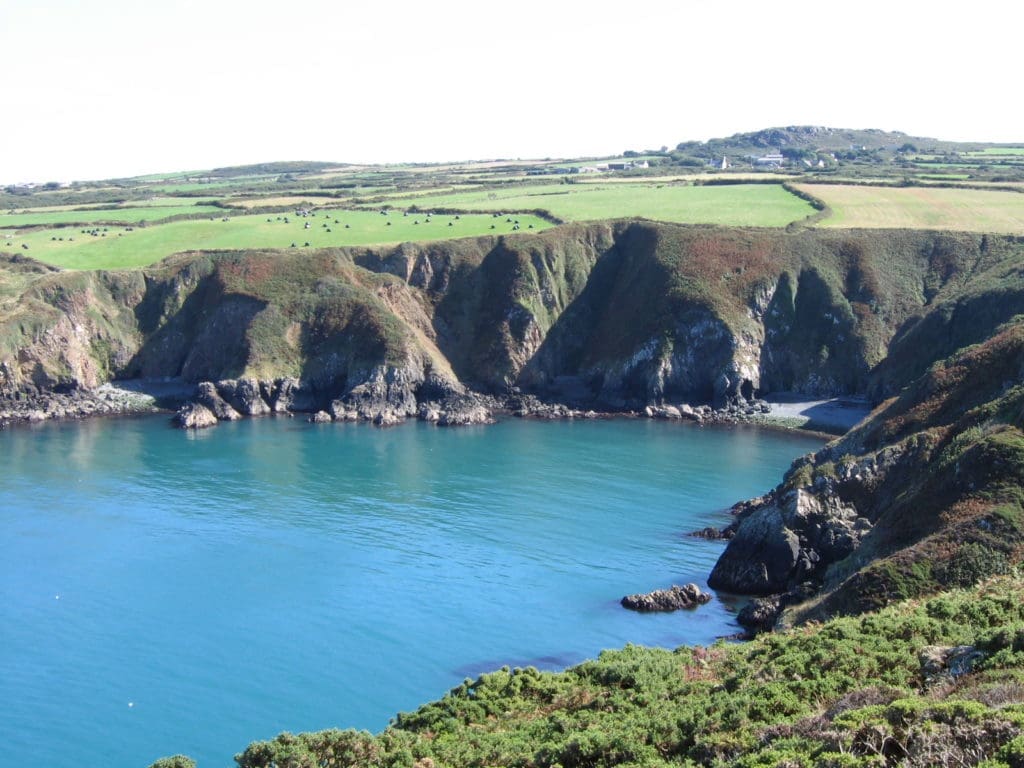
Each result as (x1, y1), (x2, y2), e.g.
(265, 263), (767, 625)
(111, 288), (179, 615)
(1, 378), (869, 439)
(760, 392), (871, 433)
(0, 378), (196, 428)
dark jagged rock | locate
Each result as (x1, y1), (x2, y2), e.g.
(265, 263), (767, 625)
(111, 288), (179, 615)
(620, 583), (711, 612)
(217, 378), (271, 416)
(195, 382), (241, 421)
(736, 596), (784, 633)
(736, 583), (818, 633)
(708, 505), (801, 595)
(708, 485), (872, 596)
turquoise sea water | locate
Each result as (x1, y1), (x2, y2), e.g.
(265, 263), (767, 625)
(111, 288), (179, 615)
(1, 416), (822, 768)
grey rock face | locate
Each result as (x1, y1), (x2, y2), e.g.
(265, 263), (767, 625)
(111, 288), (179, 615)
(708, 487), (871, 595)
(265, 377), (316, 413)
(708, 506), (800, 594)
(331, 363), (423, 426)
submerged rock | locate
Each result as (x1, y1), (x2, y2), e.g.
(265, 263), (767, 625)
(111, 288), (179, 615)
(690, 526), (732, 540)
(621, 583), (711, 612)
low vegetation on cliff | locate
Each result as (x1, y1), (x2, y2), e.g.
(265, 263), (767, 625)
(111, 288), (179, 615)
(220, 576), (1024, 768)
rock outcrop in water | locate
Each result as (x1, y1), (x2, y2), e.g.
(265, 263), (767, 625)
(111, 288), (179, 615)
(708, 486), (873, 595)
(621, 583), (712, 612)
(174, 401), (218, 429)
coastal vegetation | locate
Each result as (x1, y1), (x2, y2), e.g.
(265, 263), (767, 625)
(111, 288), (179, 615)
(226, 575), (1024, 768)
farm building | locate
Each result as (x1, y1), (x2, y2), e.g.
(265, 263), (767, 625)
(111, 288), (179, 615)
(754, 153), (786, 168)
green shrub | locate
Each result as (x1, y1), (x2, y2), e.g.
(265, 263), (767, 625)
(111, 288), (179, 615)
(997, 734), (1024, 767)
(148, 757), (196, 768)
(945, 542), (1012, 588)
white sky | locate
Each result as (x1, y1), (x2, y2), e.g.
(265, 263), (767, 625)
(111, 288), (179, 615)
(1, 0), (1020, 184)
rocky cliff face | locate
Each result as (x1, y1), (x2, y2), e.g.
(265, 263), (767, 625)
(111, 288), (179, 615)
(712, 308), (1024, 629)
(1, 225), (1019, 424)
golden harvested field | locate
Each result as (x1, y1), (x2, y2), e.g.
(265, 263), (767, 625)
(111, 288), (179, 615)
(796, 184), (1024, 233)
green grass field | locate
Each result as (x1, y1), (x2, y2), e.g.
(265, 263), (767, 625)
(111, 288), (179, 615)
(966, 147), (1024, 156)
(0, 204), (223, 228)
(376, 182), (815, 226)
(2, 210), (552, 270)
(796, 184), (1024, 232)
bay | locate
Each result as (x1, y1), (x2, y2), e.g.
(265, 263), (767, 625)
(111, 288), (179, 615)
(0, 416), (822, 768)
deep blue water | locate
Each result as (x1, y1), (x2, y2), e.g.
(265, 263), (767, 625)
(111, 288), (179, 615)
(1, 416), (821, 768)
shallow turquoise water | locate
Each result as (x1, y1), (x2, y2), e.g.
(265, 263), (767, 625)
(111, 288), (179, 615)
(0, 416), (821, 768)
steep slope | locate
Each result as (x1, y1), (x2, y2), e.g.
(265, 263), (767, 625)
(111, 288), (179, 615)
(710, 303), (1024, 628)
(2, 225), (1021, 423)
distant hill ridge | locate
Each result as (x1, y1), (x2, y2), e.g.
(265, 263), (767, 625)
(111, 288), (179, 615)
(673, 125), (1010, 159)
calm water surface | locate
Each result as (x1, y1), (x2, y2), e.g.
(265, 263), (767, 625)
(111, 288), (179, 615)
(1, 416), (821, 768)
